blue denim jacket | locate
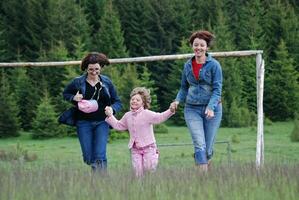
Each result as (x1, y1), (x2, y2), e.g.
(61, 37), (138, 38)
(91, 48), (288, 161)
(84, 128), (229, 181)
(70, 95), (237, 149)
(63, 74), (122, 113)
(175, 53), (222, 111)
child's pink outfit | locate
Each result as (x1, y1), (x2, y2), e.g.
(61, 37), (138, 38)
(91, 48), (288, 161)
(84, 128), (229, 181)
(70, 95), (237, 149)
(105, 107), (173, 176)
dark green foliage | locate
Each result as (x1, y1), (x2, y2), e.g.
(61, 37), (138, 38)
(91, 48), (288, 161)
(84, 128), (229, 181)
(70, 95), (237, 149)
(94, 0), (128, 58)
(0, 70), (20, 138)
(1, 0), (36, 60)
(264, 40), (299, 121)
(164, 38), (190, 125)
(212, 9), (253, 127)
(140, 66), (159, 111)
(48, 0), (91, 57)
(0, 16), (9, 61)
(114, 0), (154, 57)
(226, 100), (252, 127)
(109, 130), (129, 142)
(0, 0), (298, 134)
(81, 0), (106, 37)
(31, 91), (62, 139)
(14, 68), (39, 130)
(190, 0), (222, 30)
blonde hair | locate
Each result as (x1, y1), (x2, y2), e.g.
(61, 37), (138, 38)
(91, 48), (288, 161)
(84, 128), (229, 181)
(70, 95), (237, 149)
(130, 87), (151, 109)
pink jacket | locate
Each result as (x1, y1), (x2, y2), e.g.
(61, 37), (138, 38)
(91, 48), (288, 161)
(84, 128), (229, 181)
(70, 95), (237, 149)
(105, 107), (174, 149)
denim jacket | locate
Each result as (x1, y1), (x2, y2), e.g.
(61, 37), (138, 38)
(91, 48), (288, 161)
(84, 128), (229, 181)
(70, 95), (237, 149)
(63, 74), (122, 113)
(175, 53), (222, 111)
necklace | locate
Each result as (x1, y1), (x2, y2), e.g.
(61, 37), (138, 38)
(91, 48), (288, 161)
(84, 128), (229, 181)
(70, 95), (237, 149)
(86, 77), (99, 87)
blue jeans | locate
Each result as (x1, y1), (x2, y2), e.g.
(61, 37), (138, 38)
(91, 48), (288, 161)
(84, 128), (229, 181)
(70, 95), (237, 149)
(76, 120), (109, 169)
(184, 103), (222, 164)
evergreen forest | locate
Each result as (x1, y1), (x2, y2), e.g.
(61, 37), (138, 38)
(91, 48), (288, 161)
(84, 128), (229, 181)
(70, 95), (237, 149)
(0, 0), (298, 138)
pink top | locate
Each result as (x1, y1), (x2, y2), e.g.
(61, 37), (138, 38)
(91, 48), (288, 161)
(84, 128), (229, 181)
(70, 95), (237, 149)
(105, 107), (174, 149)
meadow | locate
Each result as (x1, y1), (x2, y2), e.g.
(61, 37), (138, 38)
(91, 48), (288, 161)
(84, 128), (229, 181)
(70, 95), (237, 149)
(0, 121), (298, 199)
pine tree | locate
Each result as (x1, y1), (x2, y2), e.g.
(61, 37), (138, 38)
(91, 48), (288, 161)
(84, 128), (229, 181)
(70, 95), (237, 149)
(212, 9), (252, 127)
(190, 0), (221, 30)
(280, 1), (299, 72)
(264, 40), (299, 121)
(164, 38), (190, 125)
(31, 90), (62, 139)
(261, 0), (287, 61)
(236, 0), (265, 50)
(1, 0), (35, 60)
(237, 0), (265, 114)
(114, 0), (155, 57)
(94, 0), (127, 58)
(140, 66), (159, 111)
(14, 68), (39, 130)
(48, 0), (91, 56)
(81, 0), (106, 37)
(0, 16), (8, 61)
(94, 0), (140, 115)
(0, 69), (20, 138)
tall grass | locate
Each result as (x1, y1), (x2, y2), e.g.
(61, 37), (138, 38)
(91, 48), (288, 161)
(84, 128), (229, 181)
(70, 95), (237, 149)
(0, 162), (298, 200)
(0, 122), (298, 199)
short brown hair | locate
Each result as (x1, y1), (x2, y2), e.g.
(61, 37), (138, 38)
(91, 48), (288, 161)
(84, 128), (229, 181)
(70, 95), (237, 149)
(130, 87), (151, 109)
(80, 52), (110, 71)
(189, 30), (215, 47)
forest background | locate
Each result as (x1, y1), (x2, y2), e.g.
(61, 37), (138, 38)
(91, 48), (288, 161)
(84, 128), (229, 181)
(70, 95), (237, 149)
(0, 0), (298, 138)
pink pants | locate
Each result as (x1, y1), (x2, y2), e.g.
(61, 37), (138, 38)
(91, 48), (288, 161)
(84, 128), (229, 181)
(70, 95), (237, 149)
(130, 143), (159, 177)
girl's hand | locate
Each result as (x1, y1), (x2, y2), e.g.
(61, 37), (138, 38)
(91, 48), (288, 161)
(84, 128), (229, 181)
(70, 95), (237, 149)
(205, 108), (214, 118)
(73, 91), (83, 102)
(105, 106), (113, 117)
(170, 101), (179, 113)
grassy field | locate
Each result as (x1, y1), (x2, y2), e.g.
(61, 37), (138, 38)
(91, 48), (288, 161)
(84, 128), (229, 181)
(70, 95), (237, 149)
(0, 121), (298, 199)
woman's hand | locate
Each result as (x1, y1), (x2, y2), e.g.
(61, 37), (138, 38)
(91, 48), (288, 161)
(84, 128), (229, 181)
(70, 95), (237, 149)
(205, 108), (214, 118)
(73, 91), (83, 102)
(105, 106), (113, 117)
(170, 101), (179, 113)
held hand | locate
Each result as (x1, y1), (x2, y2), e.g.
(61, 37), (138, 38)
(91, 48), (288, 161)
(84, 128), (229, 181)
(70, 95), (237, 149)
(205, 108), (214, 119)
(73, 91), (83, 102)
(170, 101), (179, 113)
(105, 106), (113, 117)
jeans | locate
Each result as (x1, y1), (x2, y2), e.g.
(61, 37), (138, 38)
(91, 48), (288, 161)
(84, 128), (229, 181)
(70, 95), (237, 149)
(184, 103), (222, 164)
(76, 120), (109, 169)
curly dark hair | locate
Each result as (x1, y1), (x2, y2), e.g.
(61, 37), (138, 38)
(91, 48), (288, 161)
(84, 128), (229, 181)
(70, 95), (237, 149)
(189, 30), (215, 47)
(80, 52), (110, 71)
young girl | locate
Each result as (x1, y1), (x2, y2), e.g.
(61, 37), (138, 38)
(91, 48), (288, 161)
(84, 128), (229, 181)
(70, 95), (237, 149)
(105, 87), (175, 177)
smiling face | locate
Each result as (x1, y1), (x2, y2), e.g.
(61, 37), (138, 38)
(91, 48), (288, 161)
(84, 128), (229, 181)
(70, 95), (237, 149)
(87, 63), (101, 78)
(192, 38), (208, 58)
(130, 94), (144, 111)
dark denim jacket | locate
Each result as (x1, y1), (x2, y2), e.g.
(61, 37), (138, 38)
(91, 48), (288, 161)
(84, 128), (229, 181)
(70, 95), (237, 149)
(63, 74), (122, 113)
(175, 54), (222, 111)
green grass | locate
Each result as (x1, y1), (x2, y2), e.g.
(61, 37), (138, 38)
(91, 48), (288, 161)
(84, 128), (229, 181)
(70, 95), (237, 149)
(0, 121), (298, 168)
(0, 121), (298, 200)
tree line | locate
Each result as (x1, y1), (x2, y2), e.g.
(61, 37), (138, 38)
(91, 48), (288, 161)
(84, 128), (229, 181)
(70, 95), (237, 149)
(0, 0), (298, 138)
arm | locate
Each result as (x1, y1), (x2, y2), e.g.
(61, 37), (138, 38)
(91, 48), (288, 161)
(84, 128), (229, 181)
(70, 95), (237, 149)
(147, 109), (174, 125)
(207, 62), (222, 111)
(105, 114), (128, 131)
(62, 79), (82, 103)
